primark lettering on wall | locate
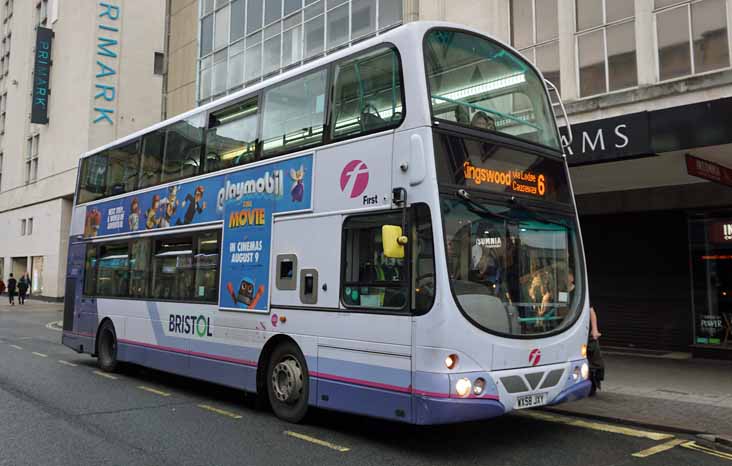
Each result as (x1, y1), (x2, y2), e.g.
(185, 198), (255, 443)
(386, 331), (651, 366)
(31, 27), (53, 124)
(559, 112), (652, 166)
(94, 2), (121, 125)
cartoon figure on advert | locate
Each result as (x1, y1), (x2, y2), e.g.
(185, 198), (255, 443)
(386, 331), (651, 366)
(226, 278), (265, 310)
(128, 197), (140, 231)
(290, 164), (305, 202)
(145, 194), (162, 229)
(159, 185), (180, 228)
(84, 208), (101, 237)
(177, 186), (207, 225)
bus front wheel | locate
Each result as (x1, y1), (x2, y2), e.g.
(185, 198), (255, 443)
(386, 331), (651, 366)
(97, 320), (118, 373)
(266, 341), (309, 423)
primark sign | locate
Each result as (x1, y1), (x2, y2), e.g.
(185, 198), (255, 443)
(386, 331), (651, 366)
(31, 27), (53, 124)
(559, 112), (653, 166)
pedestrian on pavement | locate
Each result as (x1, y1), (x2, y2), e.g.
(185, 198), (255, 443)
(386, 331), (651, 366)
(0, 278), (5, 296)
(588, 306), (605, 395)
(7, 273), (17, 305)
(17, 274), (29, 305)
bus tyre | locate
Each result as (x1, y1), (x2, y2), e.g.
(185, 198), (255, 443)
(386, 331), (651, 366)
(266, 341), (309, 423)
(97, 321), (118, 373)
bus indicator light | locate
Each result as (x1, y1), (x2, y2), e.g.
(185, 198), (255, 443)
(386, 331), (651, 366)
(445, 354), (458, 370)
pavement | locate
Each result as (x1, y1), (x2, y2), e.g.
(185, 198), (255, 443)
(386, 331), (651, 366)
(4, 298), (732, 449)
(547, 350), (732, 446)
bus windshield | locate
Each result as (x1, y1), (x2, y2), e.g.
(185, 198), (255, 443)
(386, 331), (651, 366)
(442, 197), (581, 337)
(425, 29), (560, 150)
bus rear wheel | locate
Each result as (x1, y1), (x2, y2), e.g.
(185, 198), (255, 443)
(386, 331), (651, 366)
(266, 341), (309, 423)
(97, 321), (118, 373)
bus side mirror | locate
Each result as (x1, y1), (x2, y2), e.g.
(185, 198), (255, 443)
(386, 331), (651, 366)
(382, 225), (407, 259)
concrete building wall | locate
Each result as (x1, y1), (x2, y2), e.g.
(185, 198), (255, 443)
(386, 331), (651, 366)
(0, 0), (165, 299)
(165, 0), (200, 118)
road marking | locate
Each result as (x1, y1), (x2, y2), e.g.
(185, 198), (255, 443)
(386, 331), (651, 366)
(632, 438), (686, 458)
(32, 352), (48, 358)
(283, 431), (350, 452)
(682, 441), (732, 461)
(58, 360), (78, 367)
(197, 404), (242, 419)
(9, 344), (23, 350)
(45, 321), (63, 332)
(138, 386), (171, 397)
(93, 370), (118, 380)
(521, 411), (674, 441)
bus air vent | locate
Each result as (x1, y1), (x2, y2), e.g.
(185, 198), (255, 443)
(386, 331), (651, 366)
(500, 375), (529, 394)
(540, 369), (564, 389)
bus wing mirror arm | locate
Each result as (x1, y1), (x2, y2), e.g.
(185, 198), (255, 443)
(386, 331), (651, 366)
(545, 79), (573, 150)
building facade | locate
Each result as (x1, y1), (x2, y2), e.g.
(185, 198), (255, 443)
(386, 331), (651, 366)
(165, 0), (732, 357)
(0, 0), (165, 299)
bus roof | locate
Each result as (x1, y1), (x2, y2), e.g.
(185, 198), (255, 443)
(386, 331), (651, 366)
(79, 21), (538, 161)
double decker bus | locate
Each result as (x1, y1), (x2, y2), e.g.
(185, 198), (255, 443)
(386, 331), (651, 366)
(62, 21), (590, 424)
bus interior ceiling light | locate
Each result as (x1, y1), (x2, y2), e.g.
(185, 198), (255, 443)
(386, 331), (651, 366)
(437, 73), (526, 102)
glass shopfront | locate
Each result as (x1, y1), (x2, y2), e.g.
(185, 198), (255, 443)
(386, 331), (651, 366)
(689, 213), (732, 348)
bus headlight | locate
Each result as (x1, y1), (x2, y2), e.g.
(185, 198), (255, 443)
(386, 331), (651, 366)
(581, 363), (589, 380)
(473, 378), (486, 396)
(572, 367), (580, 382)
(455, 378), (472, 397)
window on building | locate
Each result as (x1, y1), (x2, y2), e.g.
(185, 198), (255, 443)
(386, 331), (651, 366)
(20, 218), (25, 235)
(0, 92), (6, 133)
(36, 0), (48, 26)
(655, 0), (730, 81)
(154, 52), (165, 75)
(27, 217), (33, 235)
(341, 211), (407, 310)
(576, 0), (637, 97)
(510, 0), (561, 101)
(331, 46), (404, 139)
(261, 68), (326, 156)
(198, 0), (402, 103)
(0, 152), (3, 190)
(205, 97), (258, 172)
(25, 134), (39, 184)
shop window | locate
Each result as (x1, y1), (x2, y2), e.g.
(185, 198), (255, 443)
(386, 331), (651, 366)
(105, 140), (140, 196)
(331, 46), (404, 139)
(341, 211), (407, 310)
(96, 243), (130, 297)
(152, 236), (195, 301)
(129, 238), (151, 298)
(261, 68), (326, 156)
(31, 256), (43, 294)
(205, 97), (259, 173)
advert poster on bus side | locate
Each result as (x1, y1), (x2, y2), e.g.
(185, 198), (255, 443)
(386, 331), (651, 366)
(82, 154), (313, 240)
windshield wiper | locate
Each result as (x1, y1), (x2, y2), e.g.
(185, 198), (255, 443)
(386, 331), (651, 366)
(456, 189), (512, 222)
(508, 196), (569, 229)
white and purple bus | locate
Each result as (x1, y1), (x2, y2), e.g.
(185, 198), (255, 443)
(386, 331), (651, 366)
(63, 21), (591, 424)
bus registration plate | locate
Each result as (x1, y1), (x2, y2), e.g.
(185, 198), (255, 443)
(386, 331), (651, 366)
(515, 393), (546, 409)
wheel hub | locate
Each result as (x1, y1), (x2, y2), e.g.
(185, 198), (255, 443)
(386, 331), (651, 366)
(271, 358), (303, 403)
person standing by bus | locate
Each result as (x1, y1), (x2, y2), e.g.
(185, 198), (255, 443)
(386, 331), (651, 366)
(7, 273), (17, 305)
(17, 274), (29, 305)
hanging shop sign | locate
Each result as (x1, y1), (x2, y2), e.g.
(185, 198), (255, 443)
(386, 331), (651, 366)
(31, 27), (53, 124)
(685, 154), (732, 188)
